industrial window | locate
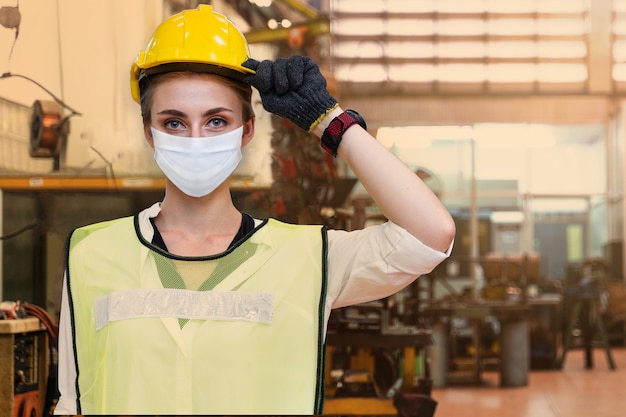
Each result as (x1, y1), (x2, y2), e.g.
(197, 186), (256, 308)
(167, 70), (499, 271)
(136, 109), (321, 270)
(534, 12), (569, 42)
(330, 0), (591, 92)
(613, 0), (626, 84)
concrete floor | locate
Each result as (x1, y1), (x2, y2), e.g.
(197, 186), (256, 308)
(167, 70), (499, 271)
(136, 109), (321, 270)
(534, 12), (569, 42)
(431, 347), (626, 417)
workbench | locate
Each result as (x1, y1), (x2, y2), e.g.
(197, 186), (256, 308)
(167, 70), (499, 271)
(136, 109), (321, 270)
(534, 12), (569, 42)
(324, 330), (434, 415)
(421, 302), (531, 387)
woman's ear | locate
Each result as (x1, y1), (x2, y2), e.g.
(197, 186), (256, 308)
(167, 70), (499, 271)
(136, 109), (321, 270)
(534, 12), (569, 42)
(144, 124), (154, 149)
(241, 117), (255, 147)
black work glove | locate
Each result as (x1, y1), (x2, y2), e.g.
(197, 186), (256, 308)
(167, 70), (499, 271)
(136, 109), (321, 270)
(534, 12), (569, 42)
(243, 56), (338, 132)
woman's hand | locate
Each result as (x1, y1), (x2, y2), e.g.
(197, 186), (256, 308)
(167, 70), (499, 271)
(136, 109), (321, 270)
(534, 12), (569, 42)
(243, 56), (338, 132)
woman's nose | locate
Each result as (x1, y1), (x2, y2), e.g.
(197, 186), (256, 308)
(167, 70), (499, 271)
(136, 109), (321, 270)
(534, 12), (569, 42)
(190, 124), (204, 138)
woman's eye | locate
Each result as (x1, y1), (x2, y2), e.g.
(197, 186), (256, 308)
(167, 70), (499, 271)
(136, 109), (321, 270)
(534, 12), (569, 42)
(208, 118), (226, 128)
(164, 119), (184, 130)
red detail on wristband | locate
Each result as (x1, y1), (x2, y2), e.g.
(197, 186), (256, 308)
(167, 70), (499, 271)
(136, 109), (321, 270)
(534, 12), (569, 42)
(320, 111), (361, 157)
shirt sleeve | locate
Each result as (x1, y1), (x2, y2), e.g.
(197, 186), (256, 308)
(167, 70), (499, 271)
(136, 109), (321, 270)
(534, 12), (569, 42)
(326, 221), (451, 310)
(54, 273), (77, 415)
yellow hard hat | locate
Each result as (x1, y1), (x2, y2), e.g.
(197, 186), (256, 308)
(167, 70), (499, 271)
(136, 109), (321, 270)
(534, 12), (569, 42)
(130, 4), (253, 103)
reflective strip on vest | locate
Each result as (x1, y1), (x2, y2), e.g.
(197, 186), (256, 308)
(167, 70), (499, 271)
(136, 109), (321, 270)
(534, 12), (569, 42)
(94, 288), (273, 330)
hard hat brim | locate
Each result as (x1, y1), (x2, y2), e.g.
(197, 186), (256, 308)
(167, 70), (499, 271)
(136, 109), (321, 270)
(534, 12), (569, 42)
(139, 62), (254, 82)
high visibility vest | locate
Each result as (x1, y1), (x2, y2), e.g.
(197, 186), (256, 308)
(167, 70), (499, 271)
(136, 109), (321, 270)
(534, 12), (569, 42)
(67, 216), (328, 415)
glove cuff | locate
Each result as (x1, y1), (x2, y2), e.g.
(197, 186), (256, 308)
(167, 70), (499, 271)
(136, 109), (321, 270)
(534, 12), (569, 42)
(308, 103), (340, 132)
(289, 94), (337, 132)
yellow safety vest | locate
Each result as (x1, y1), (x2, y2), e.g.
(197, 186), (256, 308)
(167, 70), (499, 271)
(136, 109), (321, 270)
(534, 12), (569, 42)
(66, 216), (328, 415)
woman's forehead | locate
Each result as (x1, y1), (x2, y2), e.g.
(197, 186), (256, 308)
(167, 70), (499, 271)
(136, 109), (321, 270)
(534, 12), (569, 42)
(151, 74), (239, 107)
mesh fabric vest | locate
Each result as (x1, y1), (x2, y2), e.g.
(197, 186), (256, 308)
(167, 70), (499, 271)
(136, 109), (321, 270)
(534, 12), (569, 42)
(66, 216), (328, 415)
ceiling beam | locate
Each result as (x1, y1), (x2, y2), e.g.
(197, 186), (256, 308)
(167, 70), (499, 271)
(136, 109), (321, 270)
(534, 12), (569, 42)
(341, 95), (616, 128)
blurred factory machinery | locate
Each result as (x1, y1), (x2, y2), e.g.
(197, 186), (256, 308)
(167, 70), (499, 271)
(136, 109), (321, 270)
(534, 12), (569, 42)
(3, 1), (626, 416)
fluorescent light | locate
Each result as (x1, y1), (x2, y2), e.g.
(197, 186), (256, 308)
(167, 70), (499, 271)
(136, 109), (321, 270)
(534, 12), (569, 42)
(491, 211), (524, 224)
(249, 0), (272, 7)
(473, 124), (556, 148)
(377, 125), (473, 149)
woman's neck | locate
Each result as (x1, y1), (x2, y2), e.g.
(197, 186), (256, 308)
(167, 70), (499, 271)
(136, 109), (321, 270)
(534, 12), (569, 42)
(155, 185), (242, 256)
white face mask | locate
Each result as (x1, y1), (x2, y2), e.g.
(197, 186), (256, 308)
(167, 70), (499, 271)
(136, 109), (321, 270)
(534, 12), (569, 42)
(151, 126), (243, 198)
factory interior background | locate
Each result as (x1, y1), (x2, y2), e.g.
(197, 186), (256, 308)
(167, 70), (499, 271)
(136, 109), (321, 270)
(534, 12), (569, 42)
(1, 0), (626, 416)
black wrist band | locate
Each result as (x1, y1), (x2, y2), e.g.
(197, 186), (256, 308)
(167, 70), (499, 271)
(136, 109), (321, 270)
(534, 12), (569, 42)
(320, 110), (367, 157)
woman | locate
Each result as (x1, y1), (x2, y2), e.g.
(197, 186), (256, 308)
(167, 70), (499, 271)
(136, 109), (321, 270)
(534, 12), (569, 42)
(55, 5), (454, 416)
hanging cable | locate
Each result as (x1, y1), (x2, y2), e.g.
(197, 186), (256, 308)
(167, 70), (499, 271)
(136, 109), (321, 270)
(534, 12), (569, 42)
(0, 1), (20, 71)
(0, 0), (81, 120)
(0, 72), (81, 118)
(0, 222), (38, 240)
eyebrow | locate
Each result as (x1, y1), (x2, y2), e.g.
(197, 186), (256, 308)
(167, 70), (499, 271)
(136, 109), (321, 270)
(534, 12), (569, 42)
(156, 107), (234, 118)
